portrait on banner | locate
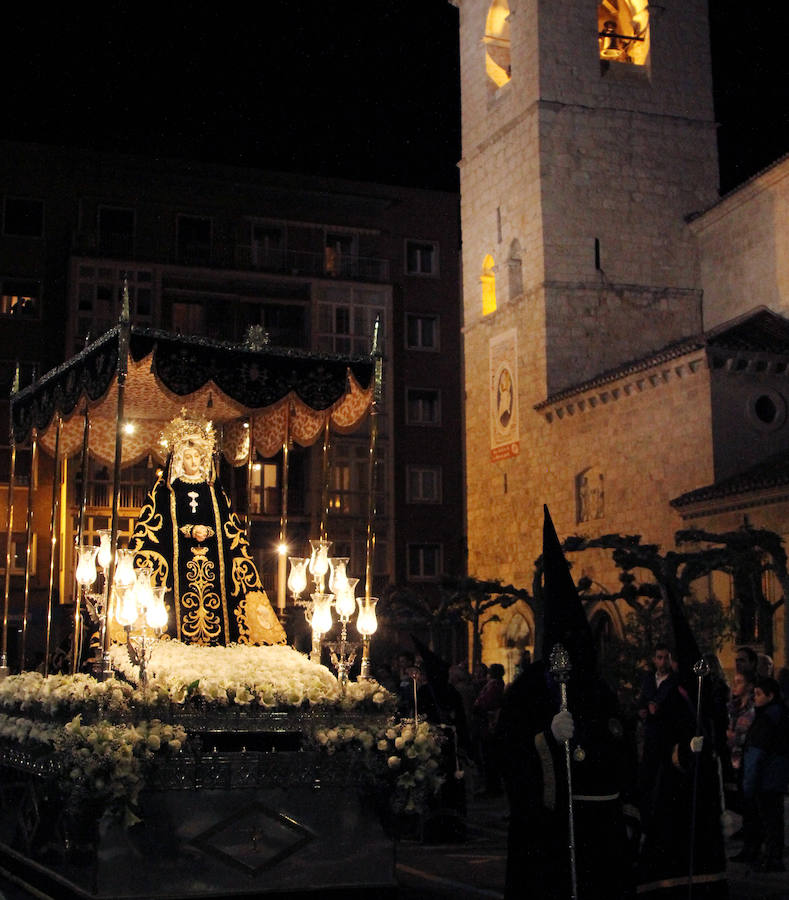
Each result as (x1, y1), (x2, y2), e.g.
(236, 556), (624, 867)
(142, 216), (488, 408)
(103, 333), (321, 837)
(489, 329), (520, 461)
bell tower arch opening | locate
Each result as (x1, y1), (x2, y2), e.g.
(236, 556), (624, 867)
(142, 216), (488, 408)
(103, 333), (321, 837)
(484, 0), (511, 90)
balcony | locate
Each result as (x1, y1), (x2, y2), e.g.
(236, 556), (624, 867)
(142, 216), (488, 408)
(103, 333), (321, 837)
(73, 234), (390, 284)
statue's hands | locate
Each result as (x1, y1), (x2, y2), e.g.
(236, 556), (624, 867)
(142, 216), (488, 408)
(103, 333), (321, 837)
(192, 524), (210, 542)
(551, 709), (574, 743)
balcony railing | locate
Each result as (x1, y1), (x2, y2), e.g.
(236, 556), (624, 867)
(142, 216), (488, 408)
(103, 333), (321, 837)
(85, 482), (149, 510)
(73, 234), (390, 283)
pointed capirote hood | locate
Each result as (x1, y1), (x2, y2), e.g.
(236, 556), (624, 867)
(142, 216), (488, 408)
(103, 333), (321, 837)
(665, 581), (703, 688)
(541, 505), (596, 680)
(411, 635), (450, 687)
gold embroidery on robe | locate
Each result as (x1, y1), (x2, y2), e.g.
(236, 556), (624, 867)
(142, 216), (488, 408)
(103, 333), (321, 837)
(236, 589), (287, 645)
(181, 547), (222, 644)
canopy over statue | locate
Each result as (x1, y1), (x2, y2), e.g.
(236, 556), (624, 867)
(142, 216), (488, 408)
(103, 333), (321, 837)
(130, 409), (286, 646)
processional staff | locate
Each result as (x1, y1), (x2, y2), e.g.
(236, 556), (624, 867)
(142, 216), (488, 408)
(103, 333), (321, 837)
(687, 657), (711, 900)
(549, 642), (578, 900)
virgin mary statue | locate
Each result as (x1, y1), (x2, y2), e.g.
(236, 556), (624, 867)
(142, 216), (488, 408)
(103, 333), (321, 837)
(129, 410), (286, 646)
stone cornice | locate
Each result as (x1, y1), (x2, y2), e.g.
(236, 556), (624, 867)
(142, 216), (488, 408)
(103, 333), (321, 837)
(535, 349), (707, 423)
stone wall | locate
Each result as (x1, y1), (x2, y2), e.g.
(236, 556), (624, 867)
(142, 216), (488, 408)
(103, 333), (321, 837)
(692, 158), (789, 328)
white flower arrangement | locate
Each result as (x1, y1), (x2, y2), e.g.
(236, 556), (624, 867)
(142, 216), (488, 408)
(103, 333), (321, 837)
(0, 712), (187, 817)
(312, 718), (445, 814)
(108, 641), (393, 712)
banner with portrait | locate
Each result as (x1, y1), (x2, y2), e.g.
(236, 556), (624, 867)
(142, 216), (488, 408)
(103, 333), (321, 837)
(489, 329), (519, 461)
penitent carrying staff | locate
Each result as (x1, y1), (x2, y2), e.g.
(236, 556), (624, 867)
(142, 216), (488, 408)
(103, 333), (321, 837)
(498, 506), (639, 900)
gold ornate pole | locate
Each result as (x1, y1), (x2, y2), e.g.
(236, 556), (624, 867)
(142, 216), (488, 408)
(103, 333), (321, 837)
(20, 429), (38, 671)
(43, 416), (62, 677)
(1, 365), (19, 677)
(245, 418), (254, 531)
(102, 283), (130, 680)
(318, 417), (331, 542)
(277, 424), (290, 617)
(364, 317), (383, 602)
(71, 406), (91, 673)
(361, 319), (383, 680)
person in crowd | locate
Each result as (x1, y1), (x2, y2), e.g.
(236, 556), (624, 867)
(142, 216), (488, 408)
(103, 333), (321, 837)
(635, 643), (678, 823)
(636, 590), (728, 897)
(726, 671), (756, 803)
(736, 646), (759, 682)
(757, 653), (775, 679)
(474, 662), (506, 796)
(499, 507), (638, 899)
(740, 676), (789, 871)
(396, 650), (419, 718)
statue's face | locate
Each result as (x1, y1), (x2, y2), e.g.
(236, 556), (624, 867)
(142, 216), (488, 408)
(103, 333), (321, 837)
(182, 446), (202, 477)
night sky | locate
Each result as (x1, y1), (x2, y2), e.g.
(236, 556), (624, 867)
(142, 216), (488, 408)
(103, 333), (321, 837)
(2, 2), (785, 195)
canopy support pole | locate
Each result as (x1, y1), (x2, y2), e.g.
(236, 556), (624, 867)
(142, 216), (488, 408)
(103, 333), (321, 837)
(364, 318), (383, 603)
(102, 287), (130, 680)
(319, 418), (331, 542)
(20, 431), (37, 672)
(246, 418), (254, 531)
(44, 416), (62, 677)
(1, 366), (19, 678)
(277, 418), (290, 616)
(71, 406), (91, 674)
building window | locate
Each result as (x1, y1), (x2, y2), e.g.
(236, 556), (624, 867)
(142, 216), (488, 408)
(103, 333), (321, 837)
(0, 533), (37, 575)
(2, 197), (44, 238)
(407, 466), (442, 503)
(405, 241), (438, 276)
(325, 232), (356, 277)
(482, 255), (497, 315)
(598, 1), (649, 66)
(251, 224), (285, 269)
(72, 267), (153, 353)
(98, 206), (135, 257)
(176, 215), (212, 264)
(171, 301), (205, 336)
(316, 286), (386, 356)
(0, 280), (40, 318)
(329, 442), (387, 517)
(406, 313), (439, 350)
(484, 0), (511, 90)
(408, 543), (443, 580)
(407, 388), (441, 425)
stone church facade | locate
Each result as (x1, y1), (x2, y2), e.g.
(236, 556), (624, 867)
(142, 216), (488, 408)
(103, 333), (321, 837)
(453, 0), (789, 677)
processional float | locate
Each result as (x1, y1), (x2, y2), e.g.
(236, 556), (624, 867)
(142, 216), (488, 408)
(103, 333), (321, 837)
(0, 302), (414, 900)
(2, 297), (381, 678)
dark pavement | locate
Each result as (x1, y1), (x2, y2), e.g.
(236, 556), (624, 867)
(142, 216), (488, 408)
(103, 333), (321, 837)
(396, 791), (789, 900)
(2, 791), (788, 899)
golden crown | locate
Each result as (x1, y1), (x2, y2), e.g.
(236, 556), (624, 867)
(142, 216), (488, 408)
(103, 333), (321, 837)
(160, 408), (216, 454)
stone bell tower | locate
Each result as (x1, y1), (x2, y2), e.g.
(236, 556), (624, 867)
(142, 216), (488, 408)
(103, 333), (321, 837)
(454, 0), (720, 583)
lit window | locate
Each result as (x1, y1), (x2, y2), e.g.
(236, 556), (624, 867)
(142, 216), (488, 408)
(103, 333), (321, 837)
(408, 543), (443, 580)
(406, 313), (438, 350)
(598, 1), (649, 66)
(325, 232), (355, 277)
(484, 0), (511, 89)
(482, 255), (497, 315)
(407, 388), (440, 425)
(407, 466), (442, 504)
(405, 241), (438, 276)
(0, 280), (40, 318)
(2, 197), (44, 238)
